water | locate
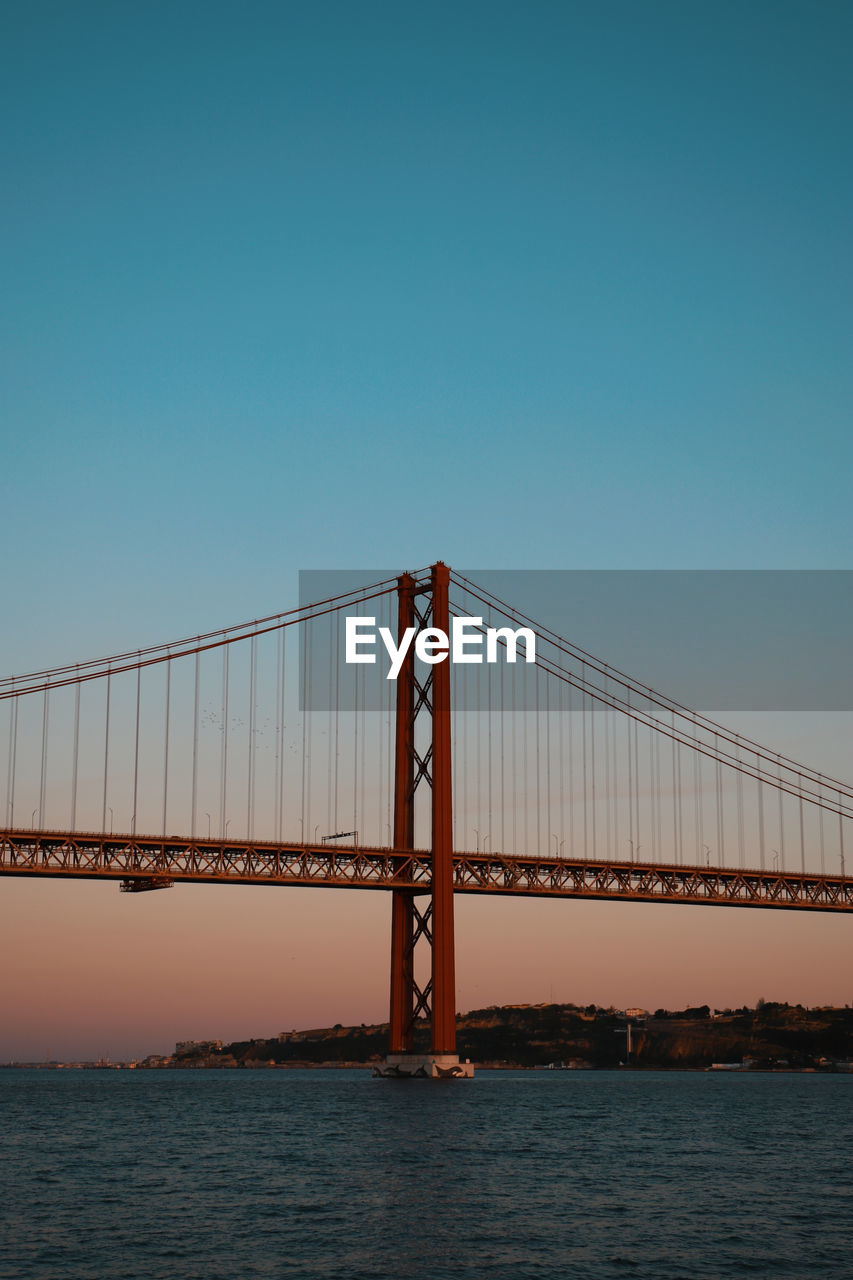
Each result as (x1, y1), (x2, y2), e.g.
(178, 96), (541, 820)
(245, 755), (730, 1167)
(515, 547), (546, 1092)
(1, 1068), (850, 1279)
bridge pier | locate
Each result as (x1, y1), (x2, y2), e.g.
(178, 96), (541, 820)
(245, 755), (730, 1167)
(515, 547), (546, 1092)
(374, 1054), (474, 1079)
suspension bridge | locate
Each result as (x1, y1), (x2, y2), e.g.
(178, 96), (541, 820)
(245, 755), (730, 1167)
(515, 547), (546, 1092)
(2, 563), (851, 1077)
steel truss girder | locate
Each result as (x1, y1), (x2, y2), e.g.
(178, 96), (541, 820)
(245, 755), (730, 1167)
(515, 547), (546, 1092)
(449, 851), (853, 911)
(0, 831), (432, 891)
(2, 831), (852, 911)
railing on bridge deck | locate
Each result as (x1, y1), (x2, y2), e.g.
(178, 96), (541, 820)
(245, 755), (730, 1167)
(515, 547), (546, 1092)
(3, 828), (852, 912)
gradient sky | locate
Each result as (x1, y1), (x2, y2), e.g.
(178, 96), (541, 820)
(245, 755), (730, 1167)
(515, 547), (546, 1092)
(2, 1), (851, 1060)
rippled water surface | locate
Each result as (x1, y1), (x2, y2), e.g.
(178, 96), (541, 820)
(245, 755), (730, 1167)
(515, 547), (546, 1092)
(2, 1067), (851, 1279)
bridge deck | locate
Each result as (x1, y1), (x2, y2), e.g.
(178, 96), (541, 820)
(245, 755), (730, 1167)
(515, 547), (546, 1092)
(2, 829), (852, 912)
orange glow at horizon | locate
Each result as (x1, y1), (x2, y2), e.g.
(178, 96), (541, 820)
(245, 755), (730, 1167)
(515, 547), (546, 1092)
(1, 876), (850, 1062)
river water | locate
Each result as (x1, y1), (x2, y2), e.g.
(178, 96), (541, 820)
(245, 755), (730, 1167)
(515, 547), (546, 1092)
(1, 1067), (850, 1279)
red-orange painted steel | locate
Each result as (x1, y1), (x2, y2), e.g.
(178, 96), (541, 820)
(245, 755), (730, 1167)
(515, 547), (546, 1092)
(430, 562), (457, 1055)
(389, 573), (416, 1053)
(3, 831), (853, 910)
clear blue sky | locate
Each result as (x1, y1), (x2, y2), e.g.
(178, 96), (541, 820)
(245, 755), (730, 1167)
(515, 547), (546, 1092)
(2, 0), (850, 672)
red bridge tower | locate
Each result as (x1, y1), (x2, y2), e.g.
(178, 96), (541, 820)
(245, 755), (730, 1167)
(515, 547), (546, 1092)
(375, 562), (473, 1079)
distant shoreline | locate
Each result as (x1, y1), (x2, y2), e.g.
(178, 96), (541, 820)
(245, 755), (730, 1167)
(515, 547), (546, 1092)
(6, 998), (853, 1074)
(2, 1061), (852, 1075)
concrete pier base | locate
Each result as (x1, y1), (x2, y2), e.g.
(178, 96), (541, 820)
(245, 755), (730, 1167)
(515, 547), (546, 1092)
(372, 1054), (474, 1079)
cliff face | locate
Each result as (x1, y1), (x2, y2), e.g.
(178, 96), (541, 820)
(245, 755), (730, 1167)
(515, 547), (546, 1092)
(168, 1002), (853, 1070)
(632, 1005), (853, 1070)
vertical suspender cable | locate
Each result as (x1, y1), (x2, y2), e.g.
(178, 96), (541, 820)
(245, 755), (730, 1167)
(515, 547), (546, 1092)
(535, 661), (541, 855)
(487, 604), (493, 848)
(522, 658), (529, 854)
(102, 667), (111, 833)
(630, 721), (637, 860)
(582, 664), (588, 859)
(328, 613), (334, 839)
(334, 611), (340, 833)
(463, 659), (469, 847)
(5, 685), (16, 826)
(736, 740), (745, 869)
(325, 611), (333, 839)
(777, 756), (785, 872)
(558, 674), (565, 856)
(693, 727), (701, 863)
(132, 661), (141, 836)
(696, 748), (703, 864)
(545, 667), (551, 855)
(507, 650), (514, 860)
(567, 680), (574, 857)
(300, 620), (307, 841)
(479, 654), (485, 851)
(162, 655), (171, 836)
(359, 651), (366, 841)
(500, 646), (506, 853)
(191, 650), (200, 840)
(307, 617), (314, 840)
(611, 699), (618, 863)
(456, 604), (464, 849)
(351, 614), (357, 833)
(377, 595), (383, 844)
(377, 603), (383, 843)
(655, 720), (662, 861)
(590, 684), (596, 861)
(385, 591), (391, 843)
(8, 692), (19, 828)
(601, 680), (607, 860)
(714, 741), (723, 867)
(622, 691), (627, 860)
(676, 735), (683, 865)
(248, 633), (256, 840)
(71, 676), (81, 830)
(452, 632), (458, 848)
(757, 756), (765, 871)
(274, 628), (281, 842)
(650, 724), (658, 861)
(671, 713), (677, 865)
(385, 592), (392, 840)
(279, 626), (286, 843)
(39, 684), (49, 827)
(220, 644), (230, 838)
(3, 687), (9, 825)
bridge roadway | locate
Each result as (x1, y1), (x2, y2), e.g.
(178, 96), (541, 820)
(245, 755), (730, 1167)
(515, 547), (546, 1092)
(1, 828), (852, 912)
